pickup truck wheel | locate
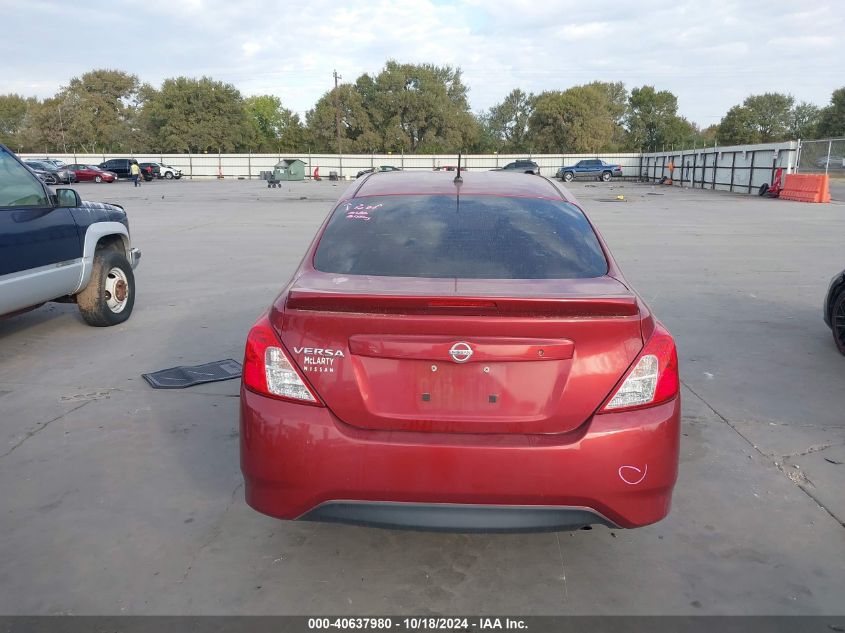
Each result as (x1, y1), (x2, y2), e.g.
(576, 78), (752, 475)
(563, 172), (574, 182)
(165, 171), (174, 179)
(601, 171), (612, 182)
(76, 250), (135, 327)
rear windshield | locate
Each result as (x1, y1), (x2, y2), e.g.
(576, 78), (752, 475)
(313, 194), (608, 279)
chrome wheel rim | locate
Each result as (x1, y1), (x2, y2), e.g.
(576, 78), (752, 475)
(104, 267), (129, 313)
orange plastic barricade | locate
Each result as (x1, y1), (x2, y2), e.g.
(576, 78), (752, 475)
(779, 174), (831, 203)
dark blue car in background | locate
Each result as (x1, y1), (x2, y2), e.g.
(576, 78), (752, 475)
(556, 159), (623, 182)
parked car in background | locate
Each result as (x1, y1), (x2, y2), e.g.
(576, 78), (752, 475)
(99, 158), (152, 181)
(494, 160), (540, 175)
(434, 165), (463, 172)
(64, 164), (117, 183)
(557, 160), (623, 182)
(25, 163), (61, 185)
(31, 158), (67, 169)
(140, 162), (182, 179)
(824, 268), (845, 356)
(0, 144), (141, 326)
(239, 170), (681, 532)
(356, 165), (401, 178)
(814, 156), (845, 170)
(24, 160), (76, 184)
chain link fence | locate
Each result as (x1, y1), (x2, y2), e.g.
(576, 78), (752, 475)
(797, 138), (845, 175)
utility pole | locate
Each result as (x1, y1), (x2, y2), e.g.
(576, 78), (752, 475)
(333, 69), (342, 177)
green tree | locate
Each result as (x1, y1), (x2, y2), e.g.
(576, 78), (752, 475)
(585, 81), (628, 149)
(365, 61), (476, 152)
(305, 84), (380, 153)
(700, 124), (719, 145)
(528, 86), (615, 153)
(817, 87), (845, 138)
(55, 69), (140, 152)
(625, 85), (684, 151)
(0, 94), (33, 148)
(485, 88), (534, 152)
(743, 93), (793, 141)
(141, 77), (252, 152)
(717, 105), (759, 145)
(717, 92), (813, 145)
(788, 101), (821, 140)
(244, 95), (304, 152)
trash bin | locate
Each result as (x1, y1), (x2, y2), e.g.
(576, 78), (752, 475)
(272, 159), (306, 182)
(329, 171), (339, 181)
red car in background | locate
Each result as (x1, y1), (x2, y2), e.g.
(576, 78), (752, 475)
(240, 170), (680, 532)
(64, 164), (116, 183)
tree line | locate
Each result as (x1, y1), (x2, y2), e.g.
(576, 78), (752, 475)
(1, 62), (843, 155)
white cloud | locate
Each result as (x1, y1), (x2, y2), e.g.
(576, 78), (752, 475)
(0, 0), (843, 125)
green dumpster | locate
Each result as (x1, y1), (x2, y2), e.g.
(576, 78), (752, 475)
(272, 159), (306, 182)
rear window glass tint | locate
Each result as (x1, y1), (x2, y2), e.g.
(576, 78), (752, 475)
(314, 194), (608, 279)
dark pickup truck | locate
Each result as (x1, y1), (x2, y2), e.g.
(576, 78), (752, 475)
(1, 144), (141, 326)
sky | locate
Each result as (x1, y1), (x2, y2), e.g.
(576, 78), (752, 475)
(1, 0), (843, 127)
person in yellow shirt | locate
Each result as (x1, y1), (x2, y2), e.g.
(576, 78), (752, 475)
(130, 161), (141, 187)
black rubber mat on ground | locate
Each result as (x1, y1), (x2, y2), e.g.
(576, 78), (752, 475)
(142, 359), (242, 389)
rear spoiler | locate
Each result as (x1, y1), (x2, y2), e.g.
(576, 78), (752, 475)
(286, 291), (639, 318)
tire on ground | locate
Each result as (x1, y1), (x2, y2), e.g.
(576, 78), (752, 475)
(76, 249), (136, 327)
(833, 290), (845, 356)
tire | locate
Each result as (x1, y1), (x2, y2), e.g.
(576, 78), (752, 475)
(76, 250), (135, 327)
(601, 171), (612, 182)
(832, 290), (845, 356)
(563, 172), (574, 182)
(758, 183), (769, 196)
(165, 171), (174, 179)
(95, 175), (102, 183)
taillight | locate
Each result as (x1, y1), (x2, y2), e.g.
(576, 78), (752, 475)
(242, 315), (322, 405)
(598, 324), (678, 413)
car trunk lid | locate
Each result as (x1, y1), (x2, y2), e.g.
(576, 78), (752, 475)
(273, 272), (643, 434)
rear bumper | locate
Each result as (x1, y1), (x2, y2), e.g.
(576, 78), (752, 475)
(299, 501), (615, 533)
(240, 389), (680, 531)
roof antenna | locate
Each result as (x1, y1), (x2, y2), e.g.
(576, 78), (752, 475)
(454, 151), (463, 184)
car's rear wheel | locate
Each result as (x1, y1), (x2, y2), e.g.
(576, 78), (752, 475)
(94, 175), (102, 183)
(76, 250), (135, 326)
(165, 171), (174, 179)
(833, 290), (845, 356)
(601, 171), (612, 182)
(563, 172), (574, 182)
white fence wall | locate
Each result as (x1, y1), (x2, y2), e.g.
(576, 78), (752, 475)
(20, 152), (643, 180)
(21, 143), (800, 194)
(641, 141), (799, 193)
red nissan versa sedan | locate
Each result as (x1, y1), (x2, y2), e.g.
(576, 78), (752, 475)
(240, 170), (680, 532)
